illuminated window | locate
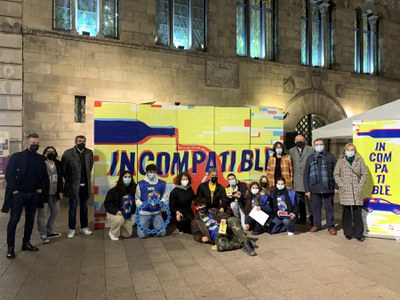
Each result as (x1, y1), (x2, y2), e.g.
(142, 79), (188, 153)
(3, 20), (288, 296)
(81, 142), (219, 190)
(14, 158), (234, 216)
(236, 0), (276, 60)
(354, 9), (379, 74)
(156, 0), (207, 51)
(53, 0), (119, 38)
(301, 0), (333, 68)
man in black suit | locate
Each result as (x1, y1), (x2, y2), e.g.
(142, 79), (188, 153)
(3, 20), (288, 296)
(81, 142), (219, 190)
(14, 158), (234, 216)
(3, 133), (47, 259)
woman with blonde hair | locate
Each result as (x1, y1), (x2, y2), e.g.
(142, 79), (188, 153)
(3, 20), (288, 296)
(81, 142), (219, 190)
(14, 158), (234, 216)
(334, 143), (368, 242)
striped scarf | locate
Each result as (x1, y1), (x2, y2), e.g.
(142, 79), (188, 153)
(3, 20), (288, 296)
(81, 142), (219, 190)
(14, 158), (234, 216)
(309, 152), (328, 189)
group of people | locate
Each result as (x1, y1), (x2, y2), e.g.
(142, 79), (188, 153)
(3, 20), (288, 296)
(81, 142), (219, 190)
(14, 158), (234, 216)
(3, 132), (369, 259)
(3, 133), (94, 258)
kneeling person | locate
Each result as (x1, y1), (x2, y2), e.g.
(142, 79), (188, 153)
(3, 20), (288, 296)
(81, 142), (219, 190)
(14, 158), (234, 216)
(191, 197), (256, 256)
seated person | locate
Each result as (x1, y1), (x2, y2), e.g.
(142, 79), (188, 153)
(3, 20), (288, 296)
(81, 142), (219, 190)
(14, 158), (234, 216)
(196, 168), (225, 210)
(222, 173), (247, 228)
(169, 172), (195, 234)
(244, 182), (269, 235)
(268, 177), (299, 236)
(104, 171), (136, 241)
(191, 197), (256, 256)
(259, 175), (271, 196)
(135, 164), (169, 238)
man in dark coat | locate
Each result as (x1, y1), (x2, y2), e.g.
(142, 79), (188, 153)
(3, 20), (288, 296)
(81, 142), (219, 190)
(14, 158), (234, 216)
(2, 133), (47, 259)
(304, 138), (338, 235)
(61, 135), (94, 239)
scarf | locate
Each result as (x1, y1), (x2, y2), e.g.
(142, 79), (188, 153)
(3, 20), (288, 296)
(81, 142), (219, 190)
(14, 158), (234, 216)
(309, 152), (328, 189)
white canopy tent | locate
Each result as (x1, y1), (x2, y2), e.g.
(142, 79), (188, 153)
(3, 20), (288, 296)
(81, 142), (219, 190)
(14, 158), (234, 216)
(312, 99), (400, 140)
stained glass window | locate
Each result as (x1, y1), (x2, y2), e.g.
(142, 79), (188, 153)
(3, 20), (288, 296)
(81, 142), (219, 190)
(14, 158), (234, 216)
(102, 0), (118, 38)
(53, 0), (119, 38)
(363, 15), (371, 73)
(156, 0), (207, 50)
(236, 0), (276, 60)
(354, 9), (361, 73)
(236, 1), (246, 56)
(301, 0), (332, 68)
(53, 0), (71, 31)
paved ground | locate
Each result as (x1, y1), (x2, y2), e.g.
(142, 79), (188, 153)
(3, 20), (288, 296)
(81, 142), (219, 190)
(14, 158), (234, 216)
(1, 193), (400, 300)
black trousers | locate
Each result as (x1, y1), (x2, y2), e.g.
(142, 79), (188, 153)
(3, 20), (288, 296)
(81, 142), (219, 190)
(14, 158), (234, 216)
(175, 211), (194, 234)
(342, 205), (364, 239)
(7, 191), (39, 247)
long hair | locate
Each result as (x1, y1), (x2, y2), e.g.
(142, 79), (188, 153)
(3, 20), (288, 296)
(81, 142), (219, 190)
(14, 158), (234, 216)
(175, 171), (192, 186)
(115, 170), (136, 195)
(339, 143), (361, 159)
(272, 177), (291, 210)
(245, 181), (261, 214)
(259, 175), (271, 195)
(272, 141), (286, 157)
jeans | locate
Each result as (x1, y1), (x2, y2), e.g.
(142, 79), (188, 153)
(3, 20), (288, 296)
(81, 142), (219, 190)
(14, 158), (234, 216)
(7, 191), (39, 247)
(37, 194), (60, 236)
(230, 201), (246, 229)
(137, 213), (166, 239)
(269, 217), (296, 234)
(68, 186), (89, 230)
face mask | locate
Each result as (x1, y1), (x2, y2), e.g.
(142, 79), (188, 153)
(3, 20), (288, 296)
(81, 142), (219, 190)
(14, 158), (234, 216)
(29, 144), (39, 152)
(275, 148), (283, 154)
(251, 188), (259, 195)
(47, 152), (56, 161)
(76, 143), (86, 151)
(346, 151), (355, 158)
(260, 182), (268, 188)
(123, 177), (132, 186)
(228, 179), (236, 186)
(315, 145), (324, 153)
(210, 177), (218, 184)
(295, 141), (305, 148)
(199, 207), (208, 215)
(276, 184), (285, 190)
(148, 174), (156, 181)
(181, 179), (189, 187)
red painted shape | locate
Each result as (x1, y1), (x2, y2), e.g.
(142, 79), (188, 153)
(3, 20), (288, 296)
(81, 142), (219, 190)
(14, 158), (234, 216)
(244, 119), (251, 127)
(94, 186), (99, 194)
(94, 101), (102, 107)
(94, 155), (99, 162)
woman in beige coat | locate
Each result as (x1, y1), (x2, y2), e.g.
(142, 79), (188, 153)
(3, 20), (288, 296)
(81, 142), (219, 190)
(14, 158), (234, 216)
(334, 143), (369, 242)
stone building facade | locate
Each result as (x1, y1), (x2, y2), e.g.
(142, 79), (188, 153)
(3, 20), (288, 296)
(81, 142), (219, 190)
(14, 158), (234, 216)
(0, 0), (400, 155)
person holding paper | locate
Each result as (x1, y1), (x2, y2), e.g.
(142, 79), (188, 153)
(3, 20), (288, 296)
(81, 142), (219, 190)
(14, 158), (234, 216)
(244, 182), (270, 235)
(268, 178), (299, 236)
(191, 197), (256, 256)
(333, 143), (368, 242)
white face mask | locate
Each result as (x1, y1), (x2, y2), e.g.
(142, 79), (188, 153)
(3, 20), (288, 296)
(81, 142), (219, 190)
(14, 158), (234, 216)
(315, 145), (324, 153)
(181, 179), (189, 187)
(251, 188), (259, 195)
(275, 148), (283, 154)
(345, 151), (355, 158)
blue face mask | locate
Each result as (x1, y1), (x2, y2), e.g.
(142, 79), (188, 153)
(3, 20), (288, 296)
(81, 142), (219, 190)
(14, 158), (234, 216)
(229, 179), (236, 186)
(123, 177), (132, 186)
(275, 148), (283, 154)
(315, 145), (324, 153)
(345, 151), (355, 158)
(276, 184), (285, 190)
(148, 174), (156, 181)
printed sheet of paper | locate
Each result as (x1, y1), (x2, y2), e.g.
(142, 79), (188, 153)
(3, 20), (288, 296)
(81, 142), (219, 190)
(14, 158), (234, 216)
(249, 207), (269, 226)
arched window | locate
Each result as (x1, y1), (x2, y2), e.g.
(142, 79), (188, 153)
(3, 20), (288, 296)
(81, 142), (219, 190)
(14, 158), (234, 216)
(301, 0), (333, 68)
(156, 0), (207, 51)
(53, 0), (119, 38)
(236, 0), (277, 60)
(354, 8), (379, 74)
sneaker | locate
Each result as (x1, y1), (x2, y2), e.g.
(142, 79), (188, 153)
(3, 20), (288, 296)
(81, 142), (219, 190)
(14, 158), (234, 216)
(288, 232), (295, 236)
(67, 229), (75, 239)
(108, 230), (119, 241)
(47, 232), (62, 239)
(242, 238), (256, 256)
(80, 227), (93, 235)
(40, 235), (50, 244)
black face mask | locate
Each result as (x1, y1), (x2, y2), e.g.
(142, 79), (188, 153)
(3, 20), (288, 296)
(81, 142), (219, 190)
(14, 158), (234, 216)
(29, 144), (39, 152)
(76, 143), (86, 151)
(295, 141), (305, 148)
(210, 177), (218, 184)
(260, 182), (268, 188)
(199, 207), (208, 215)
(47, 153), (56, 161)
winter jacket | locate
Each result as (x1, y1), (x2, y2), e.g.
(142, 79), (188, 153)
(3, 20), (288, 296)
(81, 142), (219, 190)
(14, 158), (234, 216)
(196, 181), (225, 209)
(169, 185), (195, 216)
(266, 155), (293, 189)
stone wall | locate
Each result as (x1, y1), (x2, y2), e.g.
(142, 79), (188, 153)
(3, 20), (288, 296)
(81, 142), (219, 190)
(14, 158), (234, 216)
(0, 0), (23, 153)
(5, 0), (400, 155)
